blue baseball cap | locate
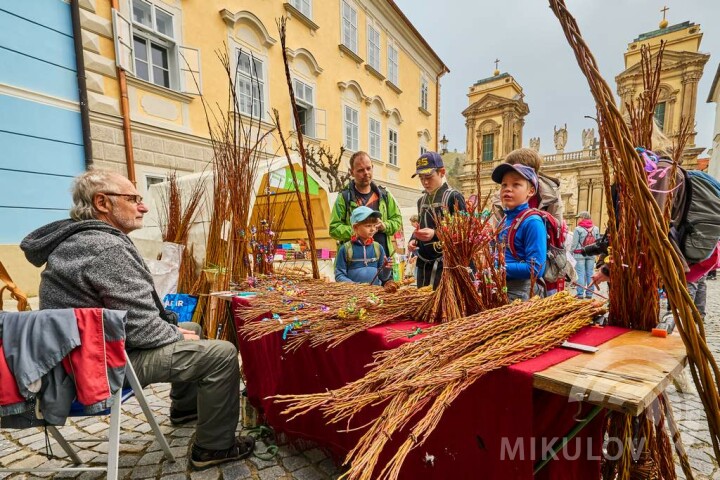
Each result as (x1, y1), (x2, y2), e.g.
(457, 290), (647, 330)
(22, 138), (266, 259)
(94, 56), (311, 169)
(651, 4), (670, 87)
(412, 152), (444, 178)
(350, 206), (382, 225)
(491, 163), (539, 191)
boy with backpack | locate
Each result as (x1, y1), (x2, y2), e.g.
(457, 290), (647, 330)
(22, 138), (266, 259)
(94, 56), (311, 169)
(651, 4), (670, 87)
(407, 152), (466, 289)
(572, 211), (600, 299)
(492, 163), (549, 301)
(335, 206), (393, 285)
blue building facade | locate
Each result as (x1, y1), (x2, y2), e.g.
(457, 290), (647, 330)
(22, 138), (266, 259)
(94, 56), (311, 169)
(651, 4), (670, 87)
(0, 0), (86, 244)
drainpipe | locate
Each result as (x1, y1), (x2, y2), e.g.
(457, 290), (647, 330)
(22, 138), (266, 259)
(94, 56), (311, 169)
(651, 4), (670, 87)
(110, 0), (136, 184)
(435, 66), (449, 151)
(70, 0), (93, 169)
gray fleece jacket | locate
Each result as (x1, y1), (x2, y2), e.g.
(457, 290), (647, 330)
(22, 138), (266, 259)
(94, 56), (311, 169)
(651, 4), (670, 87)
(21, 219), (183, 350)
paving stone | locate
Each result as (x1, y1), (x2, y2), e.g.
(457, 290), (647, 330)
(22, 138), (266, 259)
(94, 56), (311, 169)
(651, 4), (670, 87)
(0, 448), (32, 466)
(291, 465), (326, 480)
(160, 474), (188, 480)
(317, 458), (339, 476)
(131, 463), (162, 478)
(83, 423), (109, 435)
(138, 450), (166, 465)
(161, 457), (188, 475)
(258, 465), (288, 480)
(17, 432), (47, 446)
(303, 448), (327, 464)
(249, 455), (278, 470)
(220, 460), (252, 479)
(282, 455), (310, 471)
(276, 444), (300, 458)
(171, 437), (193, 447)
(76, 472), (103, 480)
(172, 428), (196, 438)
(189, 467), (220, 480)
(7, 454), (48, 470)
(118, 454), (141, 468)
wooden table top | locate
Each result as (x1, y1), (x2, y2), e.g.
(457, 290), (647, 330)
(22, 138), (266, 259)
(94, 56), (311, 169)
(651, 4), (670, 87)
(533, 330), (687, 416)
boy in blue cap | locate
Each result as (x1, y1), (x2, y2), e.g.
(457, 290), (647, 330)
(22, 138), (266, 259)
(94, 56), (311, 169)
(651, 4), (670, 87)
(408, 152), (466, 289)
(492, 163), (547, 301)
(335, 206), (393, 285)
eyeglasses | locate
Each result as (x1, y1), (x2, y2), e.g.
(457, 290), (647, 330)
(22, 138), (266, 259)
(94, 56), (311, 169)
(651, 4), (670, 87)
(101, 193), (144, 204)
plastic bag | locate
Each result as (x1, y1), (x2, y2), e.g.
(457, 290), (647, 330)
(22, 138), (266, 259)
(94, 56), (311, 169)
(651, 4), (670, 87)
(147, 242), (184, 300)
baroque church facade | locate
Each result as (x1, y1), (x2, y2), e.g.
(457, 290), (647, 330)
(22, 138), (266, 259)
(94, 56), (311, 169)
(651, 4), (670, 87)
(457, 19), (710, 229)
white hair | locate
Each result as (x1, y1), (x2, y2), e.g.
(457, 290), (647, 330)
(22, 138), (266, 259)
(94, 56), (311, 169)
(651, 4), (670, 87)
(69, 170), (122, 221)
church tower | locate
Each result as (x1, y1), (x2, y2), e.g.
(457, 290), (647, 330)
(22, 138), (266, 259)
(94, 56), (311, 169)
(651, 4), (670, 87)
(615, 15), (709, 163)
(459, 68), (529, 194)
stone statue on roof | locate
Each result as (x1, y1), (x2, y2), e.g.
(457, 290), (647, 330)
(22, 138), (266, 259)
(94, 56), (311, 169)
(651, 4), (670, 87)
(529, 137), (540, 152)
(582, 128), (595, 150)
(554, 124), (568, 152)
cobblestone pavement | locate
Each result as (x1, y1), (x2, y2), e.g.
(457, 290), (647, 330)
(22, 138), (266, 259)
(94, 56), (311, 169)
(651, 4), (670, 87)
(2, 281), (719, 479)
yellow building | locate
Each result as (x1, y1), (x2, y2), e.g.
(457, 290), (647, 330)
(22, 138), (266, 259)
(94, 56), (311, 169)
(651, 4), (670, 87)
(79, 0), (447, 210)
(616, 20), (709, 161)
(459, 19), (709, 230)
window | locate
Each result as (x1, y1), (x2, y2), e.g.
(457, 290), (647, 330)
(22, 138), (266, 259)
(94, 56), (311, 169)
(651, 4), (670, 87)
(145, 175), (166, 190)
(420, 146), (427, 155)
(369, 118), (381, 159)
(654, 102), (666, 131)
(112, 0), (202, 94)
(342, 1), (358, 53)
(237, 51), (264, 118)
(344, 106), (359, 151)
(131, 0), (175, 88)
(367, 25), (380, 71)
(512, 133), (519, 150)
(291, 0), (312, 18)
(388, 128), (398, 166)
(420, 77), (429, 110)
(294, 78), (315, 137)
(387, 44), (398, 85)
(482, 134), (494, 161)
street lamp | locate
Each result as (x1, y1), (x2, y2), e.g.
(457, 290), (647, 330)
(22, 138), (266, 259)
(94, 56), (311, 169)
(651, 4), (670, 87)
(440, 134), (449, 154)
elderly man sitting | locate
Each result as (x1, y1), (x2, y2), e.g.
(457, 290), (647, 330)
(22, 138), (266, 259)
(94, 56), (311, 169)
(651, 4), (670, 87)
(21, 170), (254, 469)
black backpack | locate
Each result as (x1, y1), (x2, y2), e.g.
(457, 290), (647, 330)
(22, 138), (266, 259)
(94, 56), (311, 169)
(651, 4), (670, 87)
(342, 184), (389, 223)
(673, 170), (720, 263)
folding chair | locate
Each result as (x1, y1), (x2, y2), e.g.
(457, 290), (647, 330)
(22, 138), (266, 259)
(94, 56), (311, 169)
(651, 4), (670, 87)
(0, 353), (175, 480)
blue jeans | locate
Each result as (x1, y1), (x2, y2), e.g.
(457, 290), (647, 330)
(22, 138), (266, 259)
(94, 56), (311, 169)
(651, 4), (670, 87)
(575, 256), (595, 298)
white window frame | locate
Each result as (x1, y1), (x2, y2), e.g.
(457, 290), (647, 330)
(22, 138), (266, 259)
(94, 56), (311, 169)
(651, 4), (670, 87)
(344, 105), (359, 151)
(369, 117), (381, 160)
(236, 50), (266, 119)
(420, 76), (429, 110)
(367, 24), (380, 71)
(341, 1), (358, 54)
(293, 78), (317, 138)
(291, 0), (312, 18)
(388, 128), (398, 166)
(387, 42), (399, 86)
(112, 0), (201, 94)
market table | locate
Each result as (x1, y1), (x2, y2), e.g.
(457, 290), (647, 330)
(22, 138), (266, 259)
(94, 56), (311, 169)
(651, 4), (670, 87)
(230, 296), (687, 479)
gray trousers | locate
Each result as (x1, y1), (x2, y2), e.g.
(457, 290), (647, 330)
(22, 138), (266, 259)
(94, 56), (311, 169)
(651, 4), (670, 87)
(688, 275), (707, 318)
(127, 322), (240, 450)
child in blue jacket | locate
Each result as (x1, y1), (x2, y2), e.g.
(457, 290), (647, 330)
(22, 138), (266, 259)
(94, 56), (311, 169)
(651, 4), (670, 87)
(335, 206), (392, 285)
(492, 163), (547, 301)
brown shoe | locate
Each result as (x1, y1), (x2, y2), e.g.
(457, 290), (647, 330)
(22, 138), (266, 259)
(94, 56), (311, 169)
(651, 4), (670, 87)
(190, 436), (255, 469)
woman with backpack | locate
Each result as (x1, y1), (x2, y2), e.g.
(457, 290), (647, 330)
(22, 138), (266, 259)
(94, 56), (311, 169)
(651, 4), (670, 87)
(571, 211), (600, 299)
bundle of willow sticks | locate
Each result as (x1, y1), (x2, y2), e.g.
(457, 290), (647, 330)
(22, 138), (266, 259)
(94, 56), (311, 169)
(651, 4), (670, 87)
(236, 278), (432, 349)
(275, 292), (605, 480)
(415, 202), (505, 323)
(549, 0), (720, 477)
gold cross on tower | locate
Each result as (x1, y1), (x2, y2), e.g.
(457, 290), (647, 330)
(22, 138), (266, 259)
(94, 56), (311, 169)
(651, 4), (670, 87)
(659, 6), (669, 28)
(493, 58), (500, 76)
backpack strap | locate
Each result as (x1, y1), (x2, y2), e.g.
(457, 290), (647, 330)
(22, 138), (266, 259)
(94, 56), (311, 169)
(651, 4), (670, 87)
(344, 240), (353, 263)
(507, 209), (540, 260)
(342, 188), (353, 224)
(344, 241), (381, 263)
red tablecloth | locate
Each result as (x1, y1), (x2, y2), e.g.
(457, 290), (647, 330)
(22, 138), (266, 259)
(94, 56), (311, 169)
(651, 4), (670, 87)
(234, 297), (626, 479)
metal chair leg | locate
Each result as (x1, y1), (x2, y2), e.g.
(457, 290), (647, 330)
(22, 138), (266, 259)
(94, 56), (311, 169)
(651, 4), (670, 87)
(46, 426), (82, 465)
(106, 389), (123, 480)
(124, 353), (175, 462)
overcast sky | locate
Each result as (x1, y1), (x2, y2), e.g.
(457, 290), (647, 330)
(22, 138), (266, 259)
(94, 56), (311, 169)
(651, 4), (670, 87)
(393, 0), (719, 154)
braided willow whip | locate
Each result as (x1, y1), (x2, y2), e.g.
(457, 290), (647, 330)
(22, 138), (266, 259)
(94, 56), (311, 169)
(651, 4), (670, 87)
(275, 293), (605, 480)
(549, 0), (720, 467)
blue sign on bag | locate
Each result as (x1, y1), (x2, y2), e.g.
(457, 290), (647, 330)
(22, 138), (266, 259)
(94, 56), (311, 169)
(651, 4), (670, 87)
(163, 294), (198, 323)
